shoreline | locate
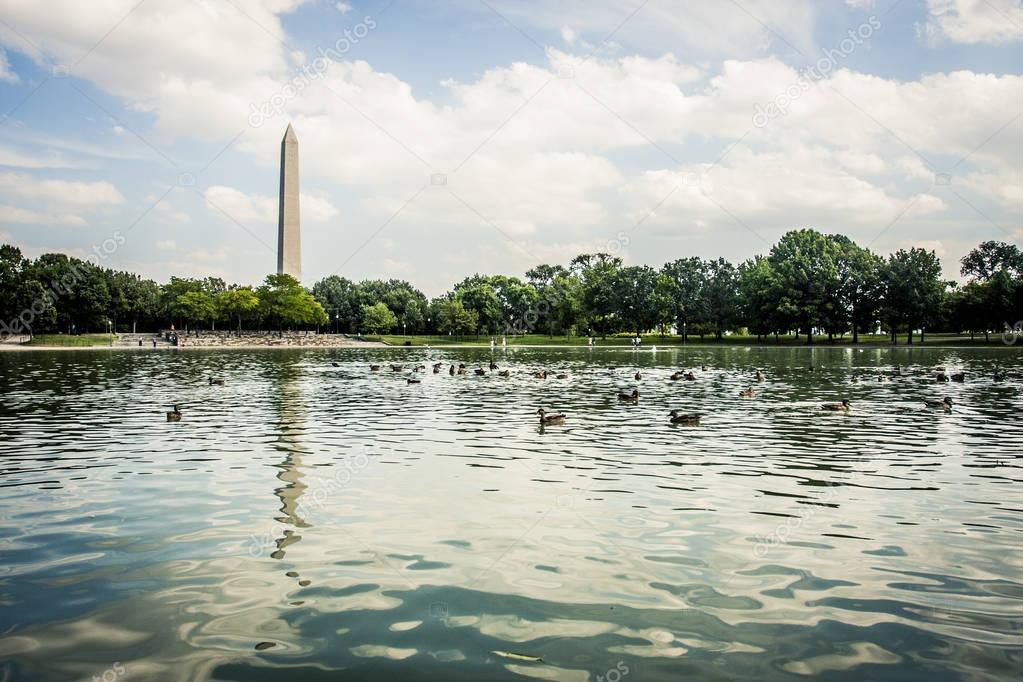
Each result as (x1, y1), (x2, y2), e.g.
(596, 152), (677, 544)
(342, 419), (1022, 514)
(3, 341), (1021, 352)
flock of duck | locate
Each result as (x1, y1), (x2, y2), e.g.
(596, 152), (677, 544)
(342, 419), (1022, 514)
(163, 362), (1002, 423)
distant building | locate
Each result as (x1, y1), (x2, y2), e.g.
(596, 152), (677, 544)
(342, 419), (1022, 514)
(277, 123), (301, 280)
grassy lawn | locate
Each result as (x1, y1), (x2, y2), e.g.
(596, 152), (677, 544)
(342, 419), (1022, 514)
(367, 333), (1014, 348)
(25, 334), (116, 347)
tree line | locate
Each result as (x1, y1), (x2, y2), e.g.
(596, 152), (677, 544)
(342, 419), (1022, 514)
(2, 230), (1022, 343)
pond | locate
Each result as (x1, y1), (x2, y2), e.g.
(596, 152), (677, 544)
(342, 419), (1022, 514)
(0, 346), (1021, 681)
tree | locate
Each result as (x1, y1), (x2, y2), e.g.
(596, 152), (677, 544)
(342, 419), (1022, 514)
(571, 253), (622, 337)
(361, 302), (398, 334)
(828, 235), (882, 343)
(881, 248), (946, 344)
(454, 276), (502, 336)
(256, 273), (328, 331)
(768, 229), (840, 344)
(0, 245), (51, 338)
(175, 291), (217, 330)
(612, 265), (660, 337)
(217, 287), (260, 332)
(311, 275), (360, 333)
(432, 298), (478, 336)
(660, 257), (707, 341)
(961, 241), (1023, 280)
(737, 256), (778, 340)
(703, 258), (738, 340)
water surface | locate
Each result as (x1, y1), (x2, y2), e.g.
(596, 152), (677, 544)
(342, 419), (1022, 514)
(1, 346), (1021, 681)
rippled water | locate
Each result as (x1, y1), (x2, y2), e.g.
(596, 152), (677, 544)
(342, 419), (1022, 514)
(1, 346), (1021, 681)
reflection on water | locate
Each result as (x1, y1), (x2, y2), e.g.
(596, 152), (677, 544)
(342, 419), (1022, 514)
(0, 346), (1021, 681)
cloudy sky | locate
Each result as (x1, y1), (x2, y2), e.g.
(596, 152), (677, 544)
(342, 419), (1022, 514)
(0, 0), (1021, 295)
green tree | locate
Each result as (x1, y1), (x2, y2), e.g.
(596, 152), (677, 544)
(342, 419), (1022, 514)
(703, 258), (739, 340)
(432, 297), (478, 336)
(660, 257), (707, 341)
(361, 302), (398, 334)
(612, 265), (660, 337)
(571, 253), (622, 337)
(256, 273), (328, 331)
(768, 229), (840, 345)
(312, 275), (360, 333)
(175, 290), (217, 330)
(881, 248), (946, 344)
(0, 245), (51, 338)
(217, 287), (260, 332)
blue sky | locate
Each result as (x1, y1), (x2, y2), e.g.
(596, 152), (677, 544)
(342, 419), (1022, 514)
(0, 0), (1021, 295)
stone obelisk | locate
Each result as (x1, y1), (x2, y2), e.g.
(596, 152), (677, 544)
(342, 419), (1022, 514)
(277, 123), (301, 280)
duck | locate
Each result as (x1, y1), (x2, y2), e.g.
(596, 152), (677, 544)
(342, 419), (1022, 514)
(331, 362), (339, 367)
(166, 405), (182, 422)
(457, 366), (467, 375)
(700, 365), (707, 372)
(739, 386), (756, 399)
(407, 377), (421, 385)
(449, 364), (455, 375)
(755, 370), (765, 382)
(536, 408), (566, 425)
(925, 396), (953, 410)
(821, 399), (851, 411)
(208, 377), (224, 386)
(669, 371), (685, 381)
(936, 372), (949, 382)
(634, 371), (642, 380)
(684, 371), (697, 381)
(489, 361), (498, 370)
(950, 372), (965, 383)
(617, 389), (639, 403)
(474, 368), (487, 376)
(370, 364), (381, 371)
(669, 410), (701, 425)
(533, 370), (548, 379)
(808, 365), (816, 372)
(555, 373), (568, 379)
(391, 364), (404, 372)
(414, 364), (426, 372)
(993, 369), (1005, 383)
(433, 363), (442, 374)
(498, 370), (510, 377)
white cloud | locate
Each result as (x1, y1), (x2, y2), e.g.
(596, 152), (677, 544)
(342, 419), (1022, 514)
(0, 171), (124, 208)
(0, 144), (85, 169)
(0, 48), (17, 82)
(0, 203), (85, 225)
(924, 0), (1023, 45)
(560, 25), (577, 45)
(335, 1), (352, 14)
(203, 185), (338, 224)
(155, 239), (177, 251)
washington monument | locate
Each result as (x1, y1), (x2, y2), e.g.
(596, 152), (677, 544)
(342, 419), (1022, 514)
(277, 123), (301, 280)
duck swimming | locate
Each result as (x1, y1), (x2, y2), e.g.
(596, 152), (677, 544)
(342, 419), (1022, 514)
(936, 372), (949, 382)
(617, 389), (639, 403)
(924, 397), (953, 410)
(166, 405), (182, 422)
(634, 371), (642, 380)
(489, 361), (498, 370)
(391, 364), (404, 372)
(536, 408), (566, 425)
(739, 387), (756, 398)
(669, 410), (700, 425)
(407, 377), (421, 384)
(370, 364), (381, 371)
(950, 372), (965, 383)
(821, 399), (851, 411)
(474, 368), (486, 376)
(208, 377), (224, 386)
(498, 370), (510, 377)
(755, 370), (765, 382)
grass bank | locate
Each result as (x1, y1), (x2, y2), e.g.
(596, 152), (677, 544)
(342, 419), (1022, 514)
(366, 333), (1017, 348)
(25, 334), (116, 347)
